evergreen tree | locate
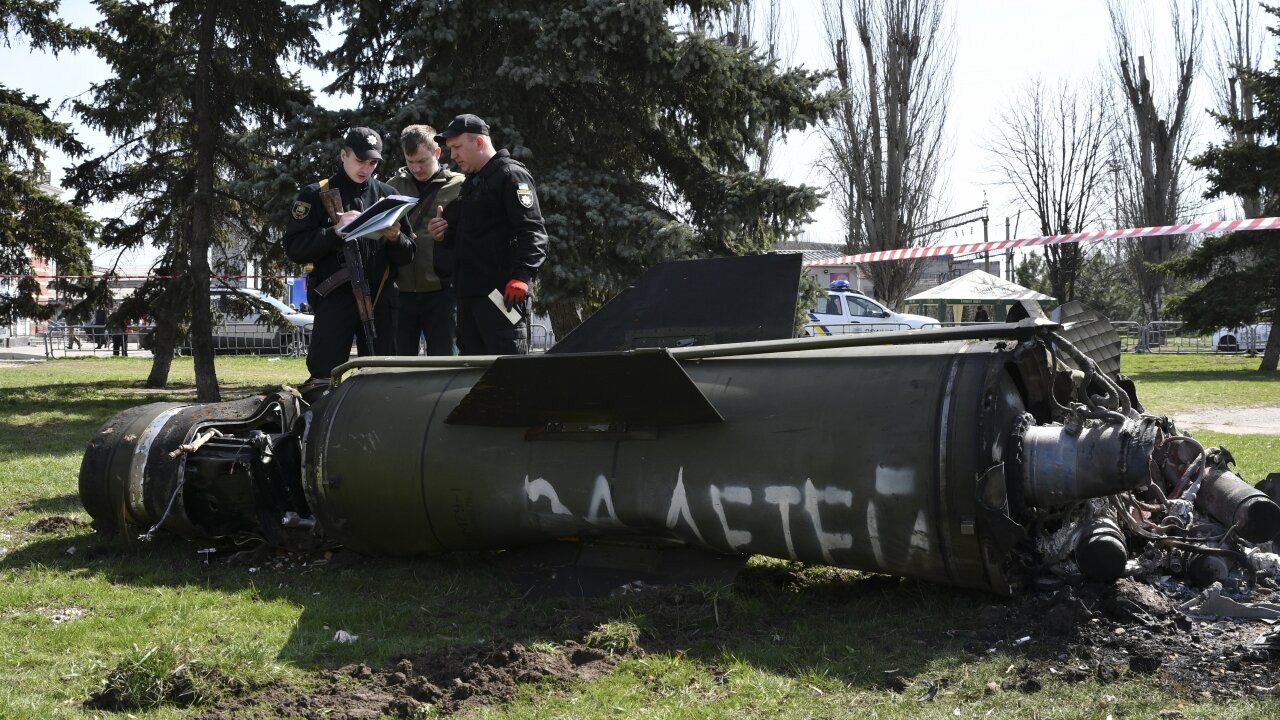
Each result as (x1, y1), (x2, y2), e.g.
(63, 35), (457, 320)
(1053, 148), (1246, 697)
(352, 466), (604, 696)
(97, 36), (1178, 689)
(0, 1), (95, 325)
(309, 0), (835, 334)
(69, 0), (316, 399)
(1169, 5), (1280, 371)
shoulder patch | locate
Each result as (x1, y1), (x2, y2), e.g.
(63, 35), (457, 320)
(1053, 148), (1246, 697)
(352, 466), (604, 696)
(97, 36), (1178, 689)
(292, 200), (311, 220)
(515, 182), (533, 209)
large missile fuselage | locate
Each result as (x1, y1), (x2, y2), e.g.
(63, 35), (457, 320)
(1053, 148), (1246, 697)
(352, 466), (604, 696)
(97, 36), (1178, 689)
(77, 254), (1280, 596)
(305, 339), (1025, 593)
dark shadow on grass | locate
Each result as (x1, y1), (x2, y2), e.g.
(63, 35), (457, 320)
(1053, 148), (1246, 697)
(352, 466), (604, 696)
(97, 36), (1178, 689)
(9, 494), (84, 514)
(1124, 368), (1278, 385)
(0, 385), (286, 445)
(0, 530), (992, 691)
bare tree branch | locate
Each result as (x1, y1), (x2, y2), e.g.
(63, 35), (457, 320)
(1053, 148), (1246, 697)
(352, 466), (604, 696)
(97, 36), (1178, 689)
(1210, 0), (1271, 217)
(1107, 0), (1202, 321)
(818, 0), (953, 308)
(986, 78), (1115, 303)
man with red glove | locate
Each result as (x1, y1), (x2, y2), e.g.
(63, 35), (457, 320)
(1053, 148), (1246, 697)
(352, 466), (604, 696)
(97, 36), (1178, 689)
(426, 114), (547, 355)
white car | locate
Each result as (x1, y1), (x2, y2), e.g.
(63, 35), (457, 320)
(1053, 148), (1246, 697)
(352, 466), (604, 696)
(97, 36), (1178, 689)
(804, 281), (941, 336)
(208, 287), (314, 355)
(1212, 318), (1272, 353)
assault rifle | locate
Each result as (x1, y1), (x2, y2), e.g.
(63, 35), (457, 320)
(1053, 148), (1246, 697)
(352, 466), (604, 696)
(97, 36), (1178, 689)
(318, 189), (377, 348)
(344, 237), (377, 347)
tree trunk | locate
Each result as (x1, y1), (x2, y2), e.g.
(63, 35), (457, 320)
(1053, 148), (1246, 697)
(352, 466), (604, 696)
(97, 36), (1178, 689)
(189, 4), (220, 402)
(1261, 316), (1279, 372)
(546, 298), (582, 343)
(1262, 285), (1280, 372)
(145, 315), (177, 388)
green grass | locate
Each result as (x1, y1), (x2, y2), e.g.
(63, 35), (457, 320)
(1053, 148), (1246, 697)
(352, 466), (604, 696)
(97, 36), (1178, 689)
(1, 354), (1278, 719)
(1122, 353), (1280, 414)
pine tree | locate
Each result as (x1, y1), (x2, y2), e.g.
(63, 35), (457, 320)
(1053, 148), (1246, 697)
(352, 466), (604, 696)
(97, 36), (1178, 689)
(1170, 5), (1280, 371)
(310, 0), (835, 334)
(0, 1), (95, 325)
(68, 0), (316, 398)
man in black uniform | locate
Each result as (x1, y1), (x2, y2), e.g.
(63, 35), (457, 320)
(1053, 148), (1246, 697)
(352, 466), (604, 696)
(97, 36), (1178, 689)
(426, 114), (547, 355)
(284, 127), (415, 380)
(386, 125), (465, 355)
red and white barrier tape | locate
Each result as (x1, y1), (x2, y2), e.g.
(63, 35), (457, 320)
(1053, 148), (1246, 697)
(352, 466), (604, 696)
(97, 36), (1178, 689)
(803, 216), (1280, 266)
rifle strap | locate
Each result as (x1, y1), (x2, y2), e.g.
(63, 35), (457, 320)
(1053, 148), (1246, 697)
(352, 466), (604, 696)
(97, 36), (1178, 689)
(313, 268), (350, 297)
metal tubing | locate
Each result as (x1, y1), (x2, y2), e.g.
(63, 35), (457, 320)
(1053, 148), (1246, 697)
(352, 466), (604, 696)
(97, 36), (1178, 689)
(1196, 469), (1280, 543)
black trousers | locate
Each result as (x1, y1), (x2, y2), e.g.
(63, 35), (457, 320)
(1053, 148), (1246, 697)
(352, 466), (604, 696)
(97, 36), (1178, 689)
(395, 289), (457, 356)
(111, 332), (128, 356)
(456, 295), (527, 356)
(306, 285), (397, 379)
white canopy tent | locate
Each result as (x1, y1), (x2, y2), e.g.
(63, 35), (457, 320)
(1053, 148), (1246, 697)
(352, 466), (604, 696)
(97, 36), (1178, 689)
(906, 270), (1055, 323)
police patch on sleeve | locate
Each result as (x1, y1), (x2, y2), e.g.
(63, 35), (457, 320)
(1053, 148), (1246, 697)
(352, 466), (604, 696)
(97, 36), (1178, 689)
(292, 200), (311, 220)
(515, 182), (533, 209)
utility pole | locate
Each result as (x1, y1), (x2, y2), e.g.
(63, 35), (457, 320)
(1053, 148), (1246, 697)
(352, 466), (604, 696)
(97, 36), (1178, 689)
(1004, 217), (1013, 281)
(982, 214), (990, 274)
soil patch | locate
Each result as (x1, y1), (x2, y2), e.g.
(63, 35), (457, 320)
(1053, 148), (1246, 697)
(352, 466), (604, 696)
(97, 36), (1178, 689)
(26, 515), (87, 533)
(192, 640), (620, 719)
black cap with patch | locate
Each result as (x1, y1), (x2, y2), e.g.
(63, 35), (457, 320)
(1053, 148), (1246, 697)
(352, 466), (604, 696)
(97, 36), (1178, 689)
(343, 127), (383, 161)
(434, 114), (490, 143)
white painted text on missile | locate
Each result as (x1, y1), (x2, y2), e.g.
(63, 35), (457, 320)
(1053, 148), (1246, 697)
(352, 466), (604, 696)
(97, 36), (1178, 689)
(522, 467), (858, 560)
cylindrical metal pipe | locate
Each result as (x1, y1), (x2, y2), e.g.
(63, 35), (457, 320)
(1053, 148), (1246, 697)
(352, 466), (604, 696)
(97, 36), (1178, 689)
(306, 340), (1026, 593)
(1074, 517), (1128, 582)
(1186, 552), (1231, 587)
(1020, 421), (1155, 506)
(1195, 469), (1280, 543)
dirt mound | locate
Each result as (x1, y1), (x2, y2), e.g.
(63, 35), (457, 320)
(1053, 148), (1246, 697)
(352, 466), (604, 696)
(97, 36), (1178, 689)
(193, 640), (619, 719)
(26, 515), (87, 533)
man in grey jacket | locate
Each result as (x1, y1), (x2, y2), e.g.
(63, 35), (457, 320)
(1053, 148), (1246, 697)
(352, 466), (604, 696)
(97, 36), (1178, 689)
(386, 125), (465, 355)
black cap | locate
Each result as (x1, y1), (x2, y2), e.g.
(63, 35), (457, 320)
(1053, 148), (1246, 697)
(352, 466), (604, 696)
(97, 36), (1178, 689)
(343, 127), (383, 161)
(434, 114), (490, 143)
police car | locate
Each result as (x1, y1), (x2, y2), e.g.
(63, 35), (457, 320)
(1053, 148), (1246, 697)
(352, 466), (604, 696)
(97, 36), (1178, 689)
(804, 280), (941, 336)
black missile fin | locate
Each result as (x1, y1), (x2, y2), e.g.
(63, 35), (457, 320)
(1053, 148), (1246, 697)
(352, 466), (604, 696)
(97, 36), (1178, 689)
(445, 349), (723, 428)
(547, 253), (802, 353)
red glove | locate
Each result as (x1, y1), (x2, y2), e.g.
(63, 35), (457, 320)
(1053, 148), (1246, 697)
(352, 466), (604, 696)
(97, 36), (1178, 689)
(503, 279), (529, 307)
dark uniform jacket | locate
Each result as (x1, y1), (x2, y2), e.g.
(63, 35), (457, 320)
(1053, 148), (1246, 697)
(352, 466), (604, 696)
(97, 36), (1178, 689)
(283, 171), (415, 296)
(386, 166), (464, 293)
(441, 150), (548, 298)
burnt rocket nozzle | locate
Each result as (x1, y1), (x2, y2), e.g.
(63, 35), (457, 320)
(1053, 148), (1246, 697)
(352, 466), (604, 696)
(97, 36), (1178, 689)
(1020, 419), (1157, 506)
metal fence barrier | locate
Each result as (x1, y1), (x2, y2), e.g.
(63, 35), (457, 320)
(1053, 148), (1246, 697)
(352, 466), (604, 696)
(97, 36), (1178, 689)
(39, 322), (554, 358)
(1110, 321), (1220, 354)
(41, 324), (139, 357)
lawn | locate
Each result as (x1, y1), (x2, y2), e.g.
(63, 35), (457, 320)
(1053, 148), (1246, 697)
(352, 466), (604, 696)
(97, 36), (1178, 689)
(1, 354), (1278, 719)
(1122, 353), (1280, 415)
